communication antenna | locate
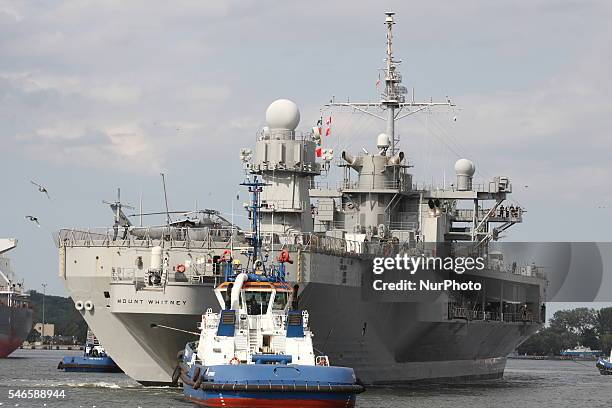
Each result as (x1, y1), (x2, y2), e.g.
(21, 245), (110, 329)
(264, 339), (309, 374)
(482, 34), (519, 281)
(160, 173), (172, 226)
(139, 192), (143, 227)
(326, 11), (455, 155)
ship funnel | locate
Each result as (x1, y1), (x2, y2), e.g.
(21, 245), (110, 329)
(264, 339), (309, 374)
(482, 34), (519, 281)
(230, 272), (248, 310)
(454, 159), (475, 191)
(388, 151), (404, 165)
(292, 284), (299, 310)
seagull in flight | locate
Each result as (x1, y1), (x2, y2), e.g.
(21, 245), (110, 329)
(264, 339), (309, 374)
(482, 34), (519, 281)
(25, 215), (40, 227)
(30, 180), (51, 199)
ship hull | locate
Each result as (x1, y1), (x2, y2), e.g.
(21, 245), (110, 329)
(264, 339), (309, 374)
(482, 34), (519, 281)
(60, 241), (543, 386)
(58, 355), (123, 373)
(0, 304), (33, 358)
(301, 283), (539, 384)
(185, 390), (357, 408)
(64, 278), (538, 385)
(181, 363), (361, 408)
(63, 274), (197, 385)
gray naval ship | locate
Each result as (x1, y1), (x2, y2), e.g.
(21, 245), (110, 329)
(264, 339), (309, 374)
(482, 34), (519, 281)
(57, 12), (546, 385)
(0, 239), (33, 358)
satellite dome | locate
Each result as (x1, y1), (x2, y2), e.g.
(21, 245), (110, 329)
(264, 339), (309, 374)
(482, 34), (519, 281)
(265, 99), (300, 130)
(376, 133), (390, 148)
(454, 159), (475, 176)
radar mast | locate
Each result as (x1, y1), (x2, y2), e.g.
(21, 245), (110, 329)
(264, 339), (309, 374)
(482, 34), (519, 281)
(327, 11), (455, 155)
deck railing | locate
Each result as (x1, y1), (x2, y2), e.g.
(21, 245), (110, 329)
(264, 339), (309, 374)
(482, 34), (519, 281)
(448, 305), (538, 323)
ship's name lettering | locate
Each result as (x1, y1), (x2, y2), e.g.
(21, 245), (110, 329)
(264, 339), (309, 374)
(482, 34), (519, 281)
(116, 298), (187, 306)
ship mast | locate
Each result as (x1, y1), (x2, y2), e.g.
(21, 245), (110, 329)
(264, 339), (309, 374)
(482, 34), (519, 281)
(327, 11), (455, 155)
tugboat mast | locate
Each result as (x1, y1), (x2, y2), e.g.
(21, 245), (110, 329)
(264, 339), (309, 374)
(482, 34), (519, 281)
(327, 11), (455, 155)
(240, 176), (268, 264)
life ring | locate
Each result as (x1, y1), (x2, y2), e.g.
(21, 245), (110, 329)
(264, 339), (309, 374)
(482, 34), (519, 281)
(317, 358), (328, 366)
(75, 300), (84, 311)
(84, 300), (94, 311)
(176, 264), (186, 273)
(229, 356), (240, 365)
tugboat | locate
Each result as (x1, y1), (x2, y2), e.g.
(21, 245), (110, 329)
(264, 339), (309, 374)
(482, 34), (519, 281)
(596, 348), (612, 375)
(58, 329), (122, 373)
(178, 176), (364, 407)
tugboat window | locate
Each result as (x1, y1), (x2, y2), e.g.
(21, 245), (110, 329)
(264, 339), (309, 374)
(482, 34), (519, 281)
(244, 291), (272, 315)
(273, 293), (288, 310)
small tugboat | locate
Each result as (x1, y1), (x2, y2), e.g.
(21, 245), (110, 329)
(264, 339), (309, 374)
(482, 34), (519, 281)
(596, 348), (612, 375)
(178, 176), (364, 407)
(58, 329), (122, 373)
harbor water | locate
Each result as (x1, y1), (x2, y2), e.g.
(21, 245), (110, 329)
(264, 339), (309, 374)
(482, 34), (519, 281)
(1, 349), (612, 407)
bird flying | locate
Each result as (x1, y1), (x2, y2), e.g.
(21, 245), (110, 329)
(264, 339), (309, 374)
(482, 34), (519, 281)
(30, 180), (51, 199)
(25, 215), (40, 227)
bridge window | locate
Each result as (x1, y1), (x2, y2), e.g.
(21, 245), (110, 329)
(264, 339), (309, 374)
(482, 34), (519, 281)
(244, 291), (272, 315)
(273, 293), (288, 310)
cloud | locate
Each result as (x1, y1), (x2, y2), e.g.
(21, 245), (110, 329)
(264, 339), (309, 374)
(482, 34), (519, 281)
(1, 1), (611, 189)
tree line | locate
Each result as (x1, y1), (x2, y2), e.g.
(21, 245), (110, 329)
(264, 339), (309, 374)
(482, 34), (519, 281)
(27, 290), (88, 343)
(518, 307), (612, 356)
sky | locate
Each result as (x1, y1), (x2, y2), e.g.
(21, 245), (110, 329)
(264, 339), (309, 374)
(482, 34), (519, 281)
(1, 0), (611, 305)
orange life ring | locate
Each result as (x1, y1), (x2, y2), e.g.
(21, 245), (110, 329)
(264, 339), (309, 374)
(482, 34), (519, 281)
(176, 264), (186, 273)
(229, 356), (240, 365)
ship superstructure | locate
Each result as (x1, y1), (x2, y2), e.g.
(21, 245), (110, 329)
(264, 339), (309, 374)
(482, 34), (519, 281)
(57, 12), (546, 385)
(0, 239), (33, 358)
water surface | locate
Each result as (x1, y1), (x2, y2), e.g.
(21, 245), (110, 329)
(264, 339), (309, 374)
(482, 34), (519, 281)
(1, 350), (611, 407)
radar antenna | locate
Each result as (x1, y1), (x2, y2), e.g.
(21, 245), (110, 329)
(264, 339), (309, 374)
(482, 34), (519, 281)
(326, 11), (455, 155)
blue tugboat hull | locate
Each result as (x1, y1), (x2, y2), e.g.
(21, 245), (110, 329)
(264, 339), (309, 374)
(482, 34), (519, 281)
(58, 356), (123, 373)
(181, 363), (362, 407)
(596, 358), (612, 375)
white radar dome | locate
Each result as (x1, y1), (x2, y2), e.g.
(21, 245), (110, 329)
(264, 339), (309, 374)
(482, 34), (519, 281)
(454, 158), (476, 176)
(265, 99), (300, 130)
(376, 133), (390, 147)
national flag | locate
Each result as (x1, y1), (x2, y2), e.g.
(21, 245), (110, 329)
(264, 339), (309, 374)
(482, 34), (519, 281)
(325, 127), (331, 136)
(325, 116), (332, 125)
(376, 73), (381, 88)
(315, 147), (322, 157)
